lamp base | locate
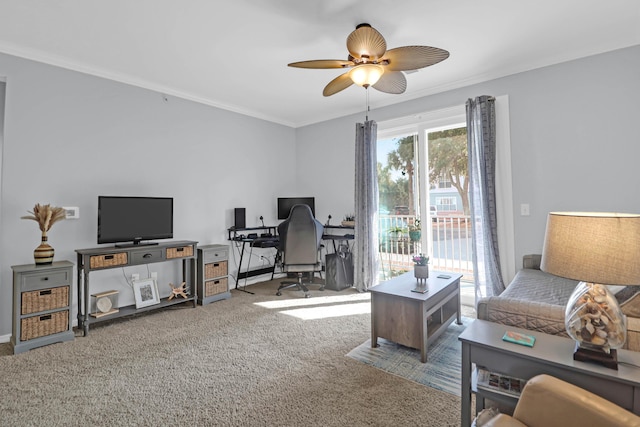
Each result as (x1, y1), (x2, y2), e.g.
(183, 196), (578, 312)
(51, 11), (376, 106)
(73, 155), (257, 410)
(573, 343), (618, 370)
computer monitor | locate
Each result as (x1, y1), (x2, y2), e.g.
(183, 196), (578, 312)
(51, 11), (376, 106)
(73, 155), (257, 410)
(277, 197), (315, 220)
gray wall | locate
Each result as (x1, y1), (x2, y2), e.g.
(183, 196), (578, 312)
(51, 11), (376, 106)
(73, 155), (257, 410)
(298, 44), (640, 270)
(0, 53), (297, 336)
(1, 44), (639, 337)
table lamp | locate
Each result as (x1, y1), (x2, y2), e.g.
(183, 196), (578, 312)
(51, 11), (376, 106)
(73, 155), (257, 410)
(540, 212), (640, 369)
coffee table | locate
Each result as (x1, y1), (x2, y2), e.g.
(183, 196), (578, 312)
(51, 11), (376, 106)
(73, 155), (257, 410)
(370, 271), (462, 363)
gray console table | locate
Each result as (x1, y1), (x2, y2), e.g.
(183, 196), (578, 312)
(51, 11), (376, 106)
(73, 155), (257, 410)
(76, 240), (198, 336)
(459, 319), (640, 427)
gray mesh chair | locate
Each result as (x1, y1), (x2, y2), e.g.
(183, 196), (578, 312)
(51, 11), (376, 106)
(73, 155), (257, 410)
(276, 204), (324, 298)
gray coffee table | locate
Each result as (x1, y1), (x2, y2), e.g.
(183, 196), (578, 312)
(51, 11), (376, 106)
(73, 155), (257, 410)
(370, 271), (462, 363)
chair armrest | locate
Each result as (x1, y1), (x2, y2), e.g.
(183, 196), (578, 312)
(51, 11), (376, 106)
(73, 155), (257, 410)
(512, 374), (640, 427)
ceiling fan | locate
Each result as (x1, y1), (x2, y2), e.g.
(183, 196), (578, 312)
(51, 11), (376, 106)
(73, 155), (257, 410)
(288, 23), (449, 97)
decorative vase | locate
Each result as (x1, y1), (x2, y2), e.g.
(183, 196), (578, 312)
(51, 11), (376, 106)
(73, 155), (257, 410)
(565, 281), (626, 353)
(34, 233), (54, 265)
(409, 230), (421, 242)
(414, 265), (429, 284)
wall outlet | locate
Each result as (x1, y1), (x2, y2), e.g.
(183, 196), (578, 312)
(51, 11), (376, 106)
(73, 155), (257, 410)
(63, 206), (80, 219)
(131, 273), (140, 282)
(151, 272), (158, 280)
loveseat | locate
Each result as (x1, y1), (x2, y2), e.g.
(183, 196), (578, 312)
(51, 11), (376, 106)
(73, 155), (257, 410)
(476, 254), (640, 350)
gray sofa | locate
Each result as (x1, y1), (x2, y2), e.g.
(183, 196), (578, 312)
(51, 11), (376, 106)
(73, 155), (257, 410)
(476, 254), (579, 337)
(476, 254), (640, 349)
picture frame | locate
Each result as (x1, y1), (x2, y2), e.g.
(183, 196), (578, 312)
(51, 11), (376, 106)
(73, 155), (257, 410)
(133, 278), (160, 308)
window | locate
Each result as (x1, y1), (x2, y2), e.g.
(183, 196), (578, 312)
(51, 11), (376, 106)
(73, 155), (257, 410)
(436, 197), (457, 212)
(438, 174), (452, 189)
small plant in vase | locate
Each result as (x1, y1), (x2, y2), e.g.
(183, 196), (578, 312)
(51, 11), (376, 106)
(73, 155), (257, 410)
(342, 214), (355, 227)
(412, 253), (430, 284)
(21, 203), (66, 265)
(409, 217), (421, 242)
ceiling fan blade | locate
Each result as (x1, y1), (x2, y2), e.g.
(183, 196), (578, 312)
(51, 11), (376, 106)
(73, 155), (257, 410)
(382, 46), (450, 71)
(288, 59), (355, 69)
(373, 71), (407, 94)
(346, 24), (387, 61)
(323, 72), (354, 96)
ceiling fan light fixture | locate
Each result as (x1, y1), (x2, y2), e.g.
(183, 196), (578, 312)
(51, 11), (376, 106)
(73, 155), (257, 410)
(349, 64), (384, 87)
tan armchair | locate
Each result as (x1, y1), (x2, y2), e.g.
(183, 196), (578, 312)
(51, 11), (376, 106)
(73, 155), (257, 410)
(482, 374), (640, 427)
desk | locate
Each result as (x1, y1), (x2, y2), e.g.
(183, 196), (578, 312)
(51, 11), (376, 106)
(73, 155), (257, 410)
(228, 224), (355, 292)
(228, 226), (278, 292)
(321, 224), (354, 253)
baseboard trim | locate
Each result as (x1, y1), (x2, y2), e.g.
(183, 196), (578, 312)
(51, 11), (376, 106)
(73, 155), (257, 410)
(0, 333), (11, 344)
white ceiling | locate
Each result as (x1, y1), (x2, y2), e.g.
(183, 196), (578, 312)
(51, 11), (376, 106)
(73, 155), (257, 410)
(0, 1), (638, 128)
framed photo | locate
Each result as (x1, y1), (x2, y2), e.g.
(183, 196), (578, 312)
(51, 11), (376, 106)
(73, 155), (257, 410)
(133, 278), (160, 308)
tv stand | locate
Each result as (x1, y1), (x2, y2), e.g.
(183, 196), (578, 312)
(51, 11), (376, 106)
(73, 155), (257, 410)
(76, 240), (197, 336)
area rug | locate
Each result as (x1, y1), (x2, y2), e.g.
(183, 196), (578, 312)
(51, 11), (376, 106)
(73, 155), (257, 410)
(346, 317), (472, 396)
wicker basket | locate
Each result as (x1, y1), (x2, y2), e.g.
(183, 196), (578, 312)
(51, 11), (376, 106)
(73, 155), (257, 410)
(204, 278), (228, 297)
(166, 245), (194, 259)
(90, 253), (128, 269)
(204, 261), (227, 279)
(21, 286), (68, 315)
(20, 310), (68, 341)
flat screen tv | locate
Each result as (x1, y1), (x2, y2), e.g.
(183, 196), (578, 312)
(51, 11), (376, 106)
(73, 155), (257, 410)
(98, 196), (173, 247)
(277, 197), (315, 220)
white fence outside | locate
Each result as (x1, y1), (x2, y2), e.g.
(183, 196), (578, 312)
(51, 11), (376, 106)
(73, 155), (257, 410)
(378, 214), (474, 281)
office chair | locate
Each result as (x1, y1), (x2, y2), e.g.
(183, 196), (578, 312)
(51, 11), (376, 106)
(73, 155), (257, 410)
(276, 204), (324, 298)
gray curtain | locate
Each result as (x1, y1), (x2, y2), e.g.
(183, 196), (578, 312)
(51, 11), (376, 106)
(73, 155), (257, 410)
(354, 120), (379, 292)
(466, 96), (505, 300)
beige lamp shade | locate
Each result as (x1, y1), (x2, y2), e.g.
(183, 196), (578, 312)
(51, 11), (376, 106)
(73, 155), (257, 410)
(540, 212), (640, 286)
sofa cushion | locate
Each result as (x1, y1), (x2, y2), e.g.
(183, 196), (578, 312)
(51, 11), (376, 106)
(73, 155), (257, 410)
(501, 269), (578, 305)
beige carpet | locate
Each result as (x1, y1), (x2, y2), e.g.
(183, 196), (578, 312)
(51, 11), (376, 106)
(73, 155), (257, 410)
(0, 279), (463, 426)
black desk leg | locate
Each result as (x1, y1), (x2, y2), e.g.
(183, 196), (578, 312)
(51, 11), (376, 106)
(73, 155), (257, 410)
(235, 241), (254, 294)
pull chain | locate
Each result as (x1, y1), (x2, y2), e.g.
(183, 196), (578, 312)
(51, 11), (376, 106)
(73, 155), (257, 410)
(365, 88), (370, 121)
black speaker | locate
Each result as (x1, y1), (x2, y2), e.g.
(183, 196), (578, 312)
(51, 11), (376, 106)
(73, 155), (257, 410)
(234, 208), (246, 229)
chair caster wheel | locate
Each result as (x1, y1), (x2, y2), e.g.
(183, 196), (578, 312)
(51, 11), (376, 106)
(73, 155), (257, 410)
(304, 293), (311, 298)
(276, 292), (282, 296)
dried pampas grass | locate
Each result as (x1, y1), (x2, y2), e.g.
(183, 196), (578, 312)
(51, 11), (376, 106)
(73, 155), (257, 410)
(21, 204), (66, 233)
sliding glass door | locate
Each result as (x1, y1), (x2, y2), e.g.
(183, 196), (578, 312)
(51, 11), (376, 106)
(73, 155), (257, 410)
(376, 110), (474, 292)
